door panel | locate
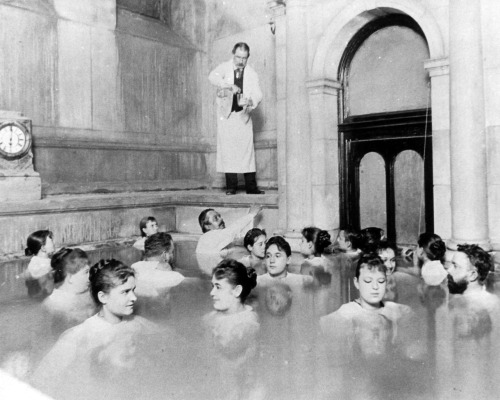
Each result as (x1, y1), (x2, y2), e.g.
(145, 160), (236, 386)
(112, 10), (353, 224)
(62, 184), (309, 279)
(359, 152), (387, 232)
(394, 150), (425, 245)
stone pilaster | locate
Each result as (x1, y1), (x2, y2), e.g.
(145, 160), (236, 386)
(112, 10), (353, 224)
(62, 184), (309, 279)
(284, 0), (312, 235)
(448, 0), (490, 249)
(424, 57), (451, 240)
(306, 78), (342, 231)
(267, 1), (288, 232)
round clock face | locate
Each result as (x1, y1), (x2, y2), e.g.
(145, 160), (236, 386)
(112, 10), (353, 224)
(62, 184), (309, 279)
(0, 122), (31, 158)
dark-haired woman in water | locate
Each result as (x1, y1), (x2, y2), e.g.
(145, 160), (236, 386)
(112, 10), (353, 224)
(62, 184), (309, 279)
(203, 259), (263, 400)
(32, 259), (156, 399)
(42, 248), (96, 337)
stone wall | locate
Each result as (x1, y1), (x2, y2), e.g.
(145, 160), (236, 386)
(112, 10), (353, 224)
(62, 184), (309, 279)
(0, 0), (210, 196)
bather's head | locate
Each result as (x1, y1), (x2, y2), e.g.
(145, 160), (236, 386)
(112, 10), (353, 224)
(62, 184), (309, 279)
(336, 227), (362, 252)
(25, 230), (55, 258)
(300, 227), (331, 257)
(377, 241), (399, 276)
(359, 227), (385, 253)
(265, 236), (292, 279)
(243, 228), (267, 259)
(89, 259), (137, 323)
(198, 209), (226, 233)
(139, 216), (158, 238)
(448, 244), (492, 294)
(51, 248), (90, 293)
(417, 232), (446, 264)
(144, 232), (174, 264)
(210, 259), (257, 312)
(354, 253), (387, 309)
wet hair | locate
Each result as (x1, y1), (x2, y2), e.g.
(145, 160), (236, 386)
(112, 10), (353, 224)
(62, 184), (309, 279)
(340, 227), (362, 250)
(144, 232), (173, 258)
(198, 208), (215, 233)
(212, 259), (257, 303)
(89, 259), (135, 305)
(232, 42), (250, 56)
(355, 253), (387, 279)
(417, 233), (446, 262)
(243, 228), (267, 251)
(377, 240), (399, 256)
(265, 235), (292, 258)
(302, 227), (332, 256)
(359, 227), (384, 253)
(25, 230), (53, 256)
(51, 248), (89, 284)
(139, 216), (157, 237)
(456, 244), (493, 283)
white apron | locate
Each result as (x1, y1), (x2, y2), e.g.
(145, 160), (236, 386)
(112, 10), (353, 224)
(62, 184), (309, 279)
(216, 110), (255, 173)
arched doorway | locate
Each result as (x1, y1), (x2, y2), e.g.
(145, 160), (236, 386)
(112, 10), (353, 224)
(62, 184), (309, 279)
(338, 15), (432, 245)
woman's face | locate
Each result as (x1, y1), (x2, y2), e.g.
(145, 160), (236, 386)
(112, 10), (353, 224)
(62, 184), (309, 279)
(354, 266), (387, 309)
(299, 236), (313, 257)
(249, 235), (266, 259)
(378, 248), (396, 275)
(70, 262), (90, 294)
(100, 276), (137, 318)
(210, 277), (241, 312)
(43, 236), (55, 257)
(143, 220), (158, 237)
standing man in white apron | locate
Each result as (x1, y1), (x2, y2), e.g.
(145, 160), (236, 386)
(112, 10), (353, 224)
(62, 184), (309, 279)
(209, 42), (264, 195)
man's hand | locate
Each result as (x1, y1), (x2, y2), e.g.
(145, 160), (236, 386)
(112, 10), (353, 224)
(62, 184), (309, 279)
(248, 205), (263, 217)
(230, 84), (241, 94)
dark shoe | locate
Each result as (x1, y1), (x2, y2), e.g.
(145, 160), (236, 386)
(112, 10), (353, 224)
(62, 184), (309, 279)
(226, 190), (236, 195)
(246, 190), (265, 194)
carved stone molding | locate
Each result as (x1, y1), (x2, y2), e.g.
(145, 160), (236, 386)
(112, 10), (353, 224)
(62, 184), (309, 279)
(306, 78), (342, 96)
(424, 57), (450, 77)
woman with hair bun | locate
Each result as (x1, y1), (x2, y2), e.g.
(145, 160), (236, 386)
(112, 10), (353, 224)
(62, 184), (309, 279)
(417, 233), (448, 286)
(42, 248), (96, 336)
(24, 230), (56, 298)
(203, 259), (263, 400)
(300, 227), (334, 286)
(32, 259), (156, 398)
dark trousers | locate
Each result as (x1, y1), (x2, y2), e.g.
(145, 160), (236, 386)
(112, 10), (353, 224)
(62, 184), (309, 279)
(225, 172), (258, 193)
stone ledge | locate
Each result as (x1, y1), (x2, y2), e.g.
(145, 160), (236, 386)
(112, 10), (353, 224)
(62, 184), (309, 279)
(0, 189), (279, 217)
(41, 179), (211, 197)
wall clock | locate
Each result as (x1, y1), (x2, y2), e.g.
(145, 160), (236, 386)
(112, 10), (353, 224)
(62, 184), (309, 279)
(0, 120), (32, 159)
(0, 111), (41, 202)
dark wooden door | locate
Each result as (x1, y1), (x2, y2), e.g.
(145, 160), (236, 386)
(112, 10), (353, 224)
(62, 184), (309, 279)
(339, 109), (433, 244)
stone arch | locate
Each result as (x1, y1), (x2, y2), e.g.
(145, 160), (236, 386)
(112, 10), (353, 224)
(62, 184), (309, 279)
(305, 0), (444, 232)
(310, 0), (445, 80)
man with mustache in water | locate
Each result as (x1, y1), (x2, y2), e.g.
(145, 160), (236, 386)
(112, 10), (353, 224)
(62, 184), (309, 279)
(195, 206), (262, 275)
(436, 244), (500, 400)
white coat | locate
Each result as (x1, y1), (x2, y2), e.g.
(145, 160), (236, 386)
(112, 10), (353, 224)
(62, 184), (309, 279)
(208, 59), (263, 173)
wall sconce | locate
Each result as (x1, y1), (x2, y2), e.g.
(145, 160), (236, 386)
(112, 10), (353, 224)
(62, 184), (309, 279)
(269, 16), (276, 35)
(266, 0), (285, 35)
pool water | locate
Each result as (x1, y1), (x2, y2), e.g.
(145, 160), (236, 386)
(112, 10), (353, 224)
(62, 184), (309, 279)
(0, 243), (499, 399)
